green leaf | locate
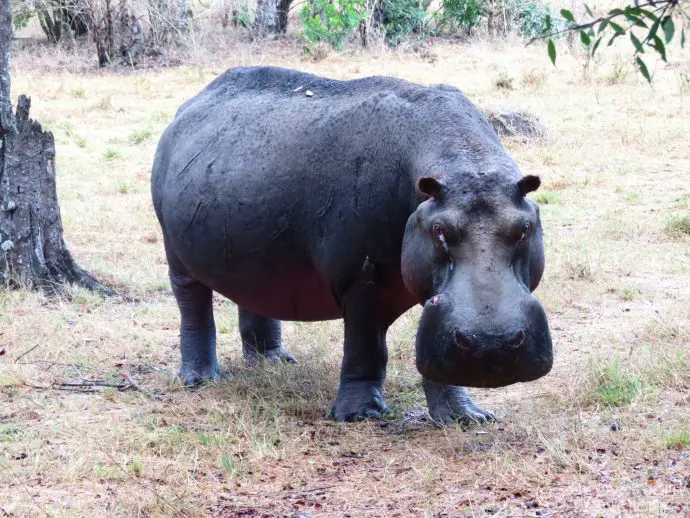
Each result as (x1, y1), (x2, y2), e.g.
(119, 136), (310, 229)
(608, 8), (624, 17)
(630, 32), (644, 53)
(592, 37), (602, 56)
(548, 39), (557, 65)
(598, 19), (609, 33)
(609, 22), (625, 35)
(636, 56), (651, 83)
(682, 28), (686, 48)
(584, 4), (593, 18)
(624, 13), (647, 28)
(560, 9), (575, 23)
(637, 8), (657, 22)
(608, 31), (624, 47)
(649, 35), (667, 62)
(580, 31), (592, 46)
(661, 16), (675, 44)
(647, 18), (661, 40)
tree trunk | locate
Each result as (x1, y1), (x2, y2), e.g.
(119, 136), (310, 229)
(254, 0), (277, 38)
(275, 0), (292, 34)
(0, 0), (113, 296)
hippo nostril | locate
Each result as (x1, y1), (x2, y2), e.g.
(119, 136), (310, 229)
(454, 329), (474, 350)
(508, 330), (526, 349)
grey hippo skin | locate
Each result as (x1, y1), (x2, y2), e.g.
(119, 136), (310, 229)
(151, 66), (553, 425)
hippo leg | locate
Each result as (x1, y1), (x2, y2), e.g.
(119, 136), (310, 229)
(169, 267), (220, 386)
(239, 307), (297, 366)
(423, 379), (496, 426)
(330, 284), (391, 422)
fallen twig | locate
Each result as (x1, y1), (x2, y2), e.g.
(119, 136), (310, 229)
(14, 344), (39, 362)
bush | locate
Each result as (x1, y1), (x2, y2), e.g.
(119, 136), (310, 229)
(382, 0), (430, 45)
(300, 0), (369, 50)
(508, 0), (552, 38)
(437, 0), (487, 35)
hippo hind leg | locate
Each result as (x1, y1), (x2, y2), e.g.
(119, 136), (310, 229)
(239, 307), (297, 366)
(168, 261), (221, 386)
(423, 379), (496, 426)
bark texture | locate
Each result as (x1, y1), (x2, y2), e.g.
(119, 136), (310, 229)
(1, 0), (112, 295)
(254, 0), (277, 37)
(0, 96), (114, 295)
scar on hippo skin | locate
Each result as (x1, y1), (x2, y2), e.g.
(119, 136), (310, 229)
(517, 174), (541, 197)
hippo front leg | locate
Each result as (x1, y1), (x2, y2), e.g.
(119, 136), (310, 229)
(423, 379), (496, 426)
(330, 283), (391, 422)
(239, 307), (297, 366)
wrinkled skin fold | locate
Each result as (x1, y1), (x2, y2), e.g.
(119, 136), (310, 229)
(151, 66), (553, 425)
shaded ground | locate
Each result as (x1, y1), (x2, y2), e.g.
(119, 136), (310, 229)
(1, 36), (689, 517)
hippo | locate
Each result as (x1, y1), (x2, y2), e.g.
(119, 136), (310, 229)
(151, 66), (553, 424)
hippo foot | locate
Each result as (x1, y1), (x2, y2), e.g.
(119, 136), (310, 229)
(243, 345), (298, 367)
(329, 381), (391, 422)
(423, 379), (496, 427)
(178, 361), (222, 387)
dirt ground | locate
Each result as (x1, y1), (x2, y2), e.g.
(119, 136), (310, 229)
(0, 30), (688, 518)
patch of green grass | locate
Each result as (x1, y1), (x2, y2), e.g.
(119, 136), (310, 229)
(620, 286), (637, 301)
(0, 423), (24, 442)
(664, 429), (690, 450)
(151, 110), (171, 123)
(96, 96), (112, 111)
(117, 180), (134, 194)
(219, 452), (239, 475)
(93, 461), (122, 481)
(588, 360), (642, 407)
(625, 192), (639, 202)
(664, 214), (690, 237)
(103, 148), (122, 160)
(69, 87), (86, 98)
(128, 459), (143, 476)
(128, 128), (153, 145)
(73, 135), (87, 148)
(531, 190), (561, 205)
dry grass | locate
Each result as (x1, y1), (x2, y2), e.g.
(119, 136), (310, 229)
(1, 29), (689, 517)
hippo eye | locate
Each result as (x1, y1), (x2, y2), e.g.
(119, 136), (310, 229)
(517, 223), (530, 244)
(433, 223), (444, 238)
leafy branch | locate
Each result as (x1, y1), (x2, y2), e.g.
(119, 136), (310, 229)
(528, 1), (689, 83)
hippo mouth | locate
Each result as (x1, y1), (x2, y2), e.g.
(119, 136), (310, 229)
(414, 294), (554, 388)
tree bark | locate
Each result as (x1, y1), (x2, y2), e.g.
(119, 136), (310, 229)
(275, 0), (292, 34)
(254, 0), (277, 38)
(0, 0), (113, 296)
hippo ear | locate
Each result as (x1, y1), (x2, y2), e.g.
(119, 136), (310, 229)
(417, 177), (446, 200)
(517, 175), (541, 197)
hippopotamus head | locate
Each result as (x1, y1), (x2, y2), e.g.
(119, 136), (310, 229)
(401, 171), (553, 388)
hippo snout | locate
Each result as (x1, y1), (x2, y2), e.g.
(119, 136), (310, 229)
(415, 293), (553, 388)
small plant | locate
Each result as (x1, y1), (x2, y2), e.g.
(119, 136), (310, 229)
(589, 360), (642, 407)
(128, 459), (143, 476)
(74, 135), (87, 148)
(219, 452), (238, 475)
(69, 87), (86, 98)
(530, 190), (561, 205)
(664, 428), (690, 450)
(128, 128), (153, 145)
(625, 191), (639, 202)
(521, 68), (546, 89)
(664, 214), (690, 236)
(96, 97), (112, 111)
(300, 0), (369, 50)
(620, 286), (637, 301)
(103, 148), (122, 160)
(494, 70), (514, 90)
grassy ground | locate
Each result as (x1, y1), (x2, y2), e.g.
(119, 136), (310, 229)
(1, 33), (689, 517)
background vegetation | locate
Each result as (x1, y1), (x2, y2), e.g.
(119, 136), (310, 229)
(1, 0), (689, 516)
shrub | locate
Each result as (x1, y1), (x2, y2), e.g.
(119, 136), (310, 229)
(382, 0), (430, 45)
(436, 0), (487, 35)
(300, 0), (369, 50)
